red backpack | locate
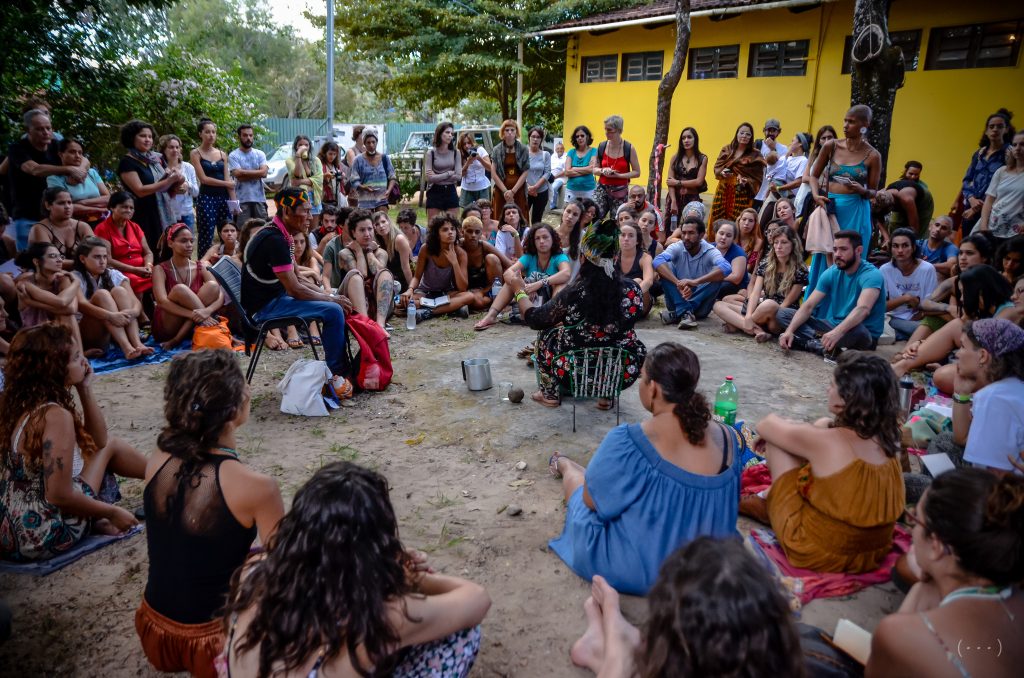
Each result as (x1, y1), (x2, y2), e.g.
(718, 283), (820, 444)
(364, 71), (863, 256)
(345, 313), (393, 391)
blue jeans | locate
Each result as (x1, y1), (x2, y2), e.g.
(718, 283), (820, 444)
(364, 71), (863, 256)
(13, 218), (34, 252)
(255, 295), (347, 375)
(660, 279), (721, 319)
(177, 213), (195, 232)
(889, 316), (919, 341)
(775, 307), (875, 351)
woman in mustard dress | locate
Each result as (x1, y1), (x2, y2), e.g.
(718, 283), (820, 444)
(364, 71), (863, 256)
(756, 351), (905, 573)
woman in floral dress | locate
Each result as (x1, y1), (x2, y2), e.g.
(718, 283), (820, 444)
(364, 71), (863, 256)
(504, 217), (647, 407)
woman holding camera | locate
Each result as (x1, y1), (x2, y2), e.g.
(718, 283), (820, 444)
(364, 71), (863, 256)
(459, 132), (492, 207)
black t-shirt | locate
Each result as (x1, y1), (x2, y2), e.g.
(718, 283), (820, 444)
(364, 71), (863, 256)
(241, 226), (292, 315)
(117, 154), (162, 249)
(7, 138), (60, 220)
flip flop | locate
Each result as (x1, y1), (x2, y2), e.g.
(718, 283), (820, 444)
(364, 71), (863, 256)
(310, 336), (322, 346)
(531, 391), (560, 408)
(548, 452), (563, 479)
(474, 317), (498, 331)
(287, 338), (305, 349)
(595, 398), (613, 411)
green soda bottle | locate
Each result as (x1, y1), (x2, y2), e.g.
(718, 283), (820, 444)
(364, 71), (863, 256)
(714, 376), (738, 426)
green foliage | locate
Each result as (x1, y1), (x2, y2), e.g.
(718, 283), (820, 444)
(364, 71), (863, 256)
(0, 0), (172, 150)
(129, 48), (266, 151)
(168, 0), (389, 121)
(324, 0), (642, 135)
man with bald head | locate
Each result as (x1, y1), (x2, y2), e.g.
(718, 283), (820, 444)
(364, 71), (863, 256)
(917, 215), (959, 280)
(7, 110), (83, 249)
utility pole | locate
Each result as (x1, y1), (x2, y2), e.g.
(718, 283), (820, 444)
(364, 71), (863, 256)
(326, 0), (335, 132)
(516, 39), (523, 130)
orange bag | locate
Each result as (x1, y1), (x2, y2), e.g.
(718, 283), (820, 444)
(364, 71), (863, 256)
(192, 316), (234, 351)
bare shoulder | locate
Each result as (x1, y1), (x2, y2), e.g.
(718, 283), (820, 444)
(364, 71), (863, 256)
(219, 460), (279, 502)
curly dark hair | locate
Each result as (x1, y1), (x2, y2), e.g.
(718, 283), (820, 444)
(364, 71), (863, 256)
(156, 350), (247, 480)
(223, 462), (413, 678)
(425, 213), (459, 257)
(638, 537), (805, 678)
(923, 469), (1024, 586)
(643, 342), (710, 446)
(0, 325), (97, 471)
(524, 223), (558, 257)
(345, 208), (373, 239)
(831, 351), (901, 457)
(119, 119), (157, 150)
(978, 108), (1015, 148)
(956, 264), (1012, 320)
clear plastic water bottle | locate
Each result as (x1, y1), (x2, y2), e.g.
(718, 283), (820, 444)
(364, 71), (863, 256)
(406, 299), (417, 331)
(392, 280), (402, 308)
(714, 376), (738, 426)
(490, 277), (502, 299)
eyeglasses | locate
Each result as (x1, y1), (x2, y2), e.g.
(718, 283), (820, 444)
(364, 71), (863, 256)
(574, 133), (586, 139)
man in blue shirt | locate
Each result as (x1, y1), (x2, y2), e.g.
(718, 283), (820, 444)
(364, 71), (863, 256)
(652, 216), (730, 329)
(917, 215), (959, 279)
(777, 230), (886, 354)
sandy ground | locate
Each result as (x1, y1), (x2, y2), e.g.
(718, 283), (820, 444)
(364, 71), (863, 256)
(0, 308), (904, 677)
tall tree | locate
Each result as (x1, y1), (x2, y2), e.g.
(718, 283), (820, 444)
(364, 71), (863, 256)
(167, 0), (387, 120)
(0, 0), (171, 146)
(325, 0), (640, 133)
(647, 0), (691, 203)
(849, 0), (904, 185)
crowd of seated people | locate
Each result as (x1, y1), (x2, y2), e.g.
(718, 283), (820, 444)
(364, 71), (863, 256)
(3, 100), (1024, 678)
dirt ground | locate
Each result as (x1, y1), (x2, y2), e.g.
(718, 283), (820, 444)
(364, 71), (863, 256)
(0, 309), (904, 677)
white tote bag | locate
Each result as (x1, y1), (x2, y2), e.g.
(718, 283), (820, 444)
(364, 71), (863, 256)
(278, 359), (332, 417)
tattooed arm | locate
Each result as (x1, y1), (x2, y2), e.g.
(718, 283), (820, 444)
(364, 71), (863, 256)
(39, 407), (134, 530)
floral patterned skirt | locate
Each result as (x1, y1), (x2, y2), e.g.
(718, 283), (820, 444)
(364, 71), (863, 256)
(391, 625), (482, 677)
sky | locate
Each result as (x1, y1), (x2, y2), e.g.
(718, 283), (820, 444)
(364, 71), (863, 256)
(269, 0), (324, 41)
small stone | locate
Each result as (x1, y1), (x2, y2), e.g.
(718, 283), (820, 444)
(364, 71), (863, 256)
(507, 504), (523, 516)
(508, 387), (525, 403)
(514, 461), (528, 471)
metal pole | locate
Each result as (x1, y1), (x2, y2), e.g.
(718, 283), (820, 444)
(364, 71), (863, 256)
(326, 0), (335, 132)
(516, 39), (523, 130)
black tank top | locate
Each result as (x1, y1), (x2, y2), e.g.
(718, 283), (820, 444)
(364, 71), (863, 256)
(143, 454), (257, 624)
(618, 250), (645, 280)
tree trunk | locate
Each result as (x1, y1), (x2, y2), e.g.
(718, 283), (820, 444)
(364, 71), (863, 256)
(850, 0), (904, 187)
(647, 0), (691, 207)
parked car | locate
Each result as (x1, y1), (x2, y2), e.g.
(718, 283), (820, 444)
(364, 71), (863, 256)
(263, 143), (293, 193)
(393, 126), (501, 203)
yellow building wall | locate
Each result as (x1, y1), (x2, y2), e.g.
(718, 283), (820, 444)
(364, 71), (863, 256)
(561, 0), (1024, 211)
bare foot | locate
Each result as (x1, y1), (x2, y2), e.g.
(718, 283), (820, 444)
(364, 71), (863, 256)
(592, 576), (641, 675)
(265, 335), (288, 351)
(160, 338), (182, 351)
(124, 346), (143, 360)
(137, 345), (155, 356)
(473, 315), (498, 331)
(92, 518), (121, 536)
(722, 323), (736, 334)
(570, 596), (605, 671)
(755, 331), (772, 343)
